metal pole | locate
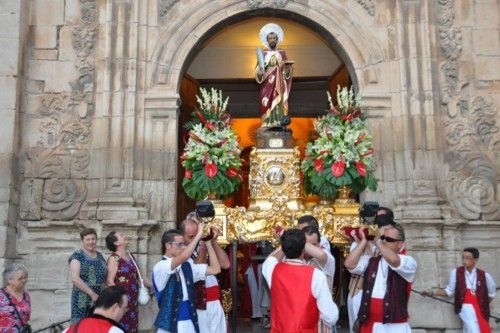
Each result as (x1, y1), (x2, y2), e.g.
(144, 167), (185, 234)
(231, 240), (238, 333)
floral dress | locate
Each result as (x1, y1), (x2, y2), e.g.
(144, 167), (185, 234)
(68, 249), (107, 323)
(109, 253), (139, 332)
(0, 288), (31, 333)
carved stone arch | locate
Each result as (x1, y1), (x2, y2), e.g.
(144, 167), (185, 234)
(147, 0), (388, 101)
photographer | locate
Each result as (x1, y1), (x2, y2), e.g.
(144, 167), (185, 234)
(180, 200), (230, 333)
(152, 223), (220, 333)
(344, 202), (395, 333)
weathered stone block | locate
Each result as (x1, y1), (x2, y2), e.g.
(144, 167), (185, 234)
(33, 26), (58, 49)
(473, 2), (499, 28)
(472, 29), (500, 55)
(0, 76), (17, 110)
(30, 0), (65, 26)
(0, 38), (20, 76)
(28, 59), (75, 92)
(19, 179), (44, 220)
(0, 12), (20, 39)
(30, 48), (59, 60)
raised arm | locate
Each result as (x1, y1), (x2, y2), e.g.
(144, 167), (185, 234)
(304, 243), (328, 267)
(344, 231), (368, 270)
(171, 222), (204, 270)
(205, 241), (221, 276)
(70, 259), (99, 302)
(376, 238), (401, 268)
(212, 228), (230, 269)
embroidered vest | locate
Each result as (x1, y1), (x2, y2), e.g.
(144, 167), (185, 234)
(454, 266), (490, 320)
(270, 262), (319, 333)
(154, 261), (199, 333)
(358, 256), (409, 324)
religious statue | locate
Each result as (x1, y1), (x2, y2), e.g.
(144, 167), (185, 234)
(255, 23), (294, 129)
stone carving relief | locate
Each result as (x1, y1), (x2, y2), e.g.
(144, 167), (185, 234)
(21, 0), (98, 221)
(437, 0), (462, 104)
(246, 0), (289, 9)
(158, 0), (179, 18)
(41, 179), (88, 220)
(437, 0), (499, 221)
(445, 96), (500, 220)
(354, 0), (375, 16)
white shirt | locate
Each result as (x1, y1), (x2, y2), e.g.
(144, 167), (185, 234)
(262, 256), (339, 326)
(205, 274), (218, 288)
(307, 249), (335, 278)
(320, 236), (331, 252)
(152, 256), (207, 298)
(444, 267), (496, 298)
(349, 254), (417, 299)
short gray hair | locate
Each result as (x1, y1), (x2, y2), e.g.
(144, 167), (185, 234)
(2, 262), (28, 287)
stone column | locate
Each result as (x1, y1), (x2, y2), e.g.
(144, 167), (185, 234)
(0, 0), (29, 268)
(91, 0), (147, 219)
(390, 0), (442, 221)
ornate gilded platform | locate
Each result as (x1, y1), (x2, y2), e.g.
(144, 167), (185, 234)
(207, 130), (361, 251)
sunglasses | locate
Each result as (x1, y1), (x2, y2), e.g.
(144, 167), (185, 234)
(169, 242), (186, 249)
(380, 235), (402, 243)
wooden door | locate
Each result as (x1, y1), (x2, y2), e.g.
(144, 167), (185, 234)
(177, 74), (199, 224)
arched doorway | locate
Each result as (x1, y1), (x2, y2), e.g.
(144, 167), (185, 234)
(176, 19), (353, 330)
(177, 16), (352, 219)
(145, 3), (389, 331)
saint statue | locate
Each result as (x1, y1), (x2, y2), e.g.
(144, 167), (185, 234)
(255, 23), (294, 129)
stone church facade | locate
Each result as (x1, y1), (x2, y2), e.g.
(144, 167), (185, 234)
(0, 0), (498, 331)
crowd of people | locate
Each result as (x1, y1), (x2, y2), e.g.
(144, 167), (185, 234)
(0, 206), (497, 333)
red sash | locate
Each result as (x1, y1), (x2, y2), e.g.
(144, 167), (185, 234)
(463, 289), (491, 333)
(360, 298), (407, 333)
(206, 285), (221, 302)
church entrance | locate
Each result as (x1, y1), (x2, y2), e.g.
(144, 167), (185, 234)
(176, 14), (354, 332)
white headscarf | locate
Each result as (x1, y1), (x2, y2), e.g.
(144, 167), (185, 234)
(259, 23), (284, 48)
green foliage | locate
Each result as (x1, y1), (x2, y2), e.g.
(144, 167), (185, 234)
(181, 88), (242, 200)
(301, 86), (378, 198)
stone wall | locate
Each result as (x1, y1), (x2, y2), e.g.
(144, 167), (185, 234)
(0, 0), (498, 331)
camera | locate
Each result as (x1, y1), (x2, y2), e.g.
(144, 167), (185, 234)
(195, 200), (215, 221)
(359, 201), (379, 224)
(195, 200), (216, 241)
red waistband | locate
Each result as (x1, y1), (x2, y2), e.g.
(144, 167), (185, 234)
(206, 285), (220, 302)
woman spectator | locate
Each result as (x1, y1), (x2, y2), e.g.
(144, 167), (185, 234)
(69, 228), (107, 324)
(105, 231), (148, 333)
(0, 263), (31, 332)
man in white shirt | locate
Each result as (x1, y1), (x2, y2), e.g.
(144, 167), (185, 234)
(298, 214), (331, 252)
(303, 225), (336, 332)
(152, 225), (220, 333)
(262, 229), (338, 332)
(181, 216), (230, 333)
(345, 223), (417, 333)
(346, 210), (396, 333)
(428, 247), (496, 333)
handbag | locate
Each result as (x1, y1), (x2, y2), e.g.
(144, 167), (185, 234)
(1, 288), (32, 333)
(130, 254), (150, 305)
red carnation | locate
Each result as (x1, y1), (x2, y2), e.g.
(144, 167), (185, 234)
(226, 167), (238, 177)
(184, 169), (192, 179)
(355, 161), (366, 177)
(314, 159), (324, 173)
(332, 161), (346, 177)
(204, 162), (218, 178)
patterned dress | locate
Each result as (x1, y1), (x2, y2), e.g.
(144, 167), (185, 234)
(0, 288), (31, 333)
(109, 253), (139, 332)
(68, 249), (107, 323)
